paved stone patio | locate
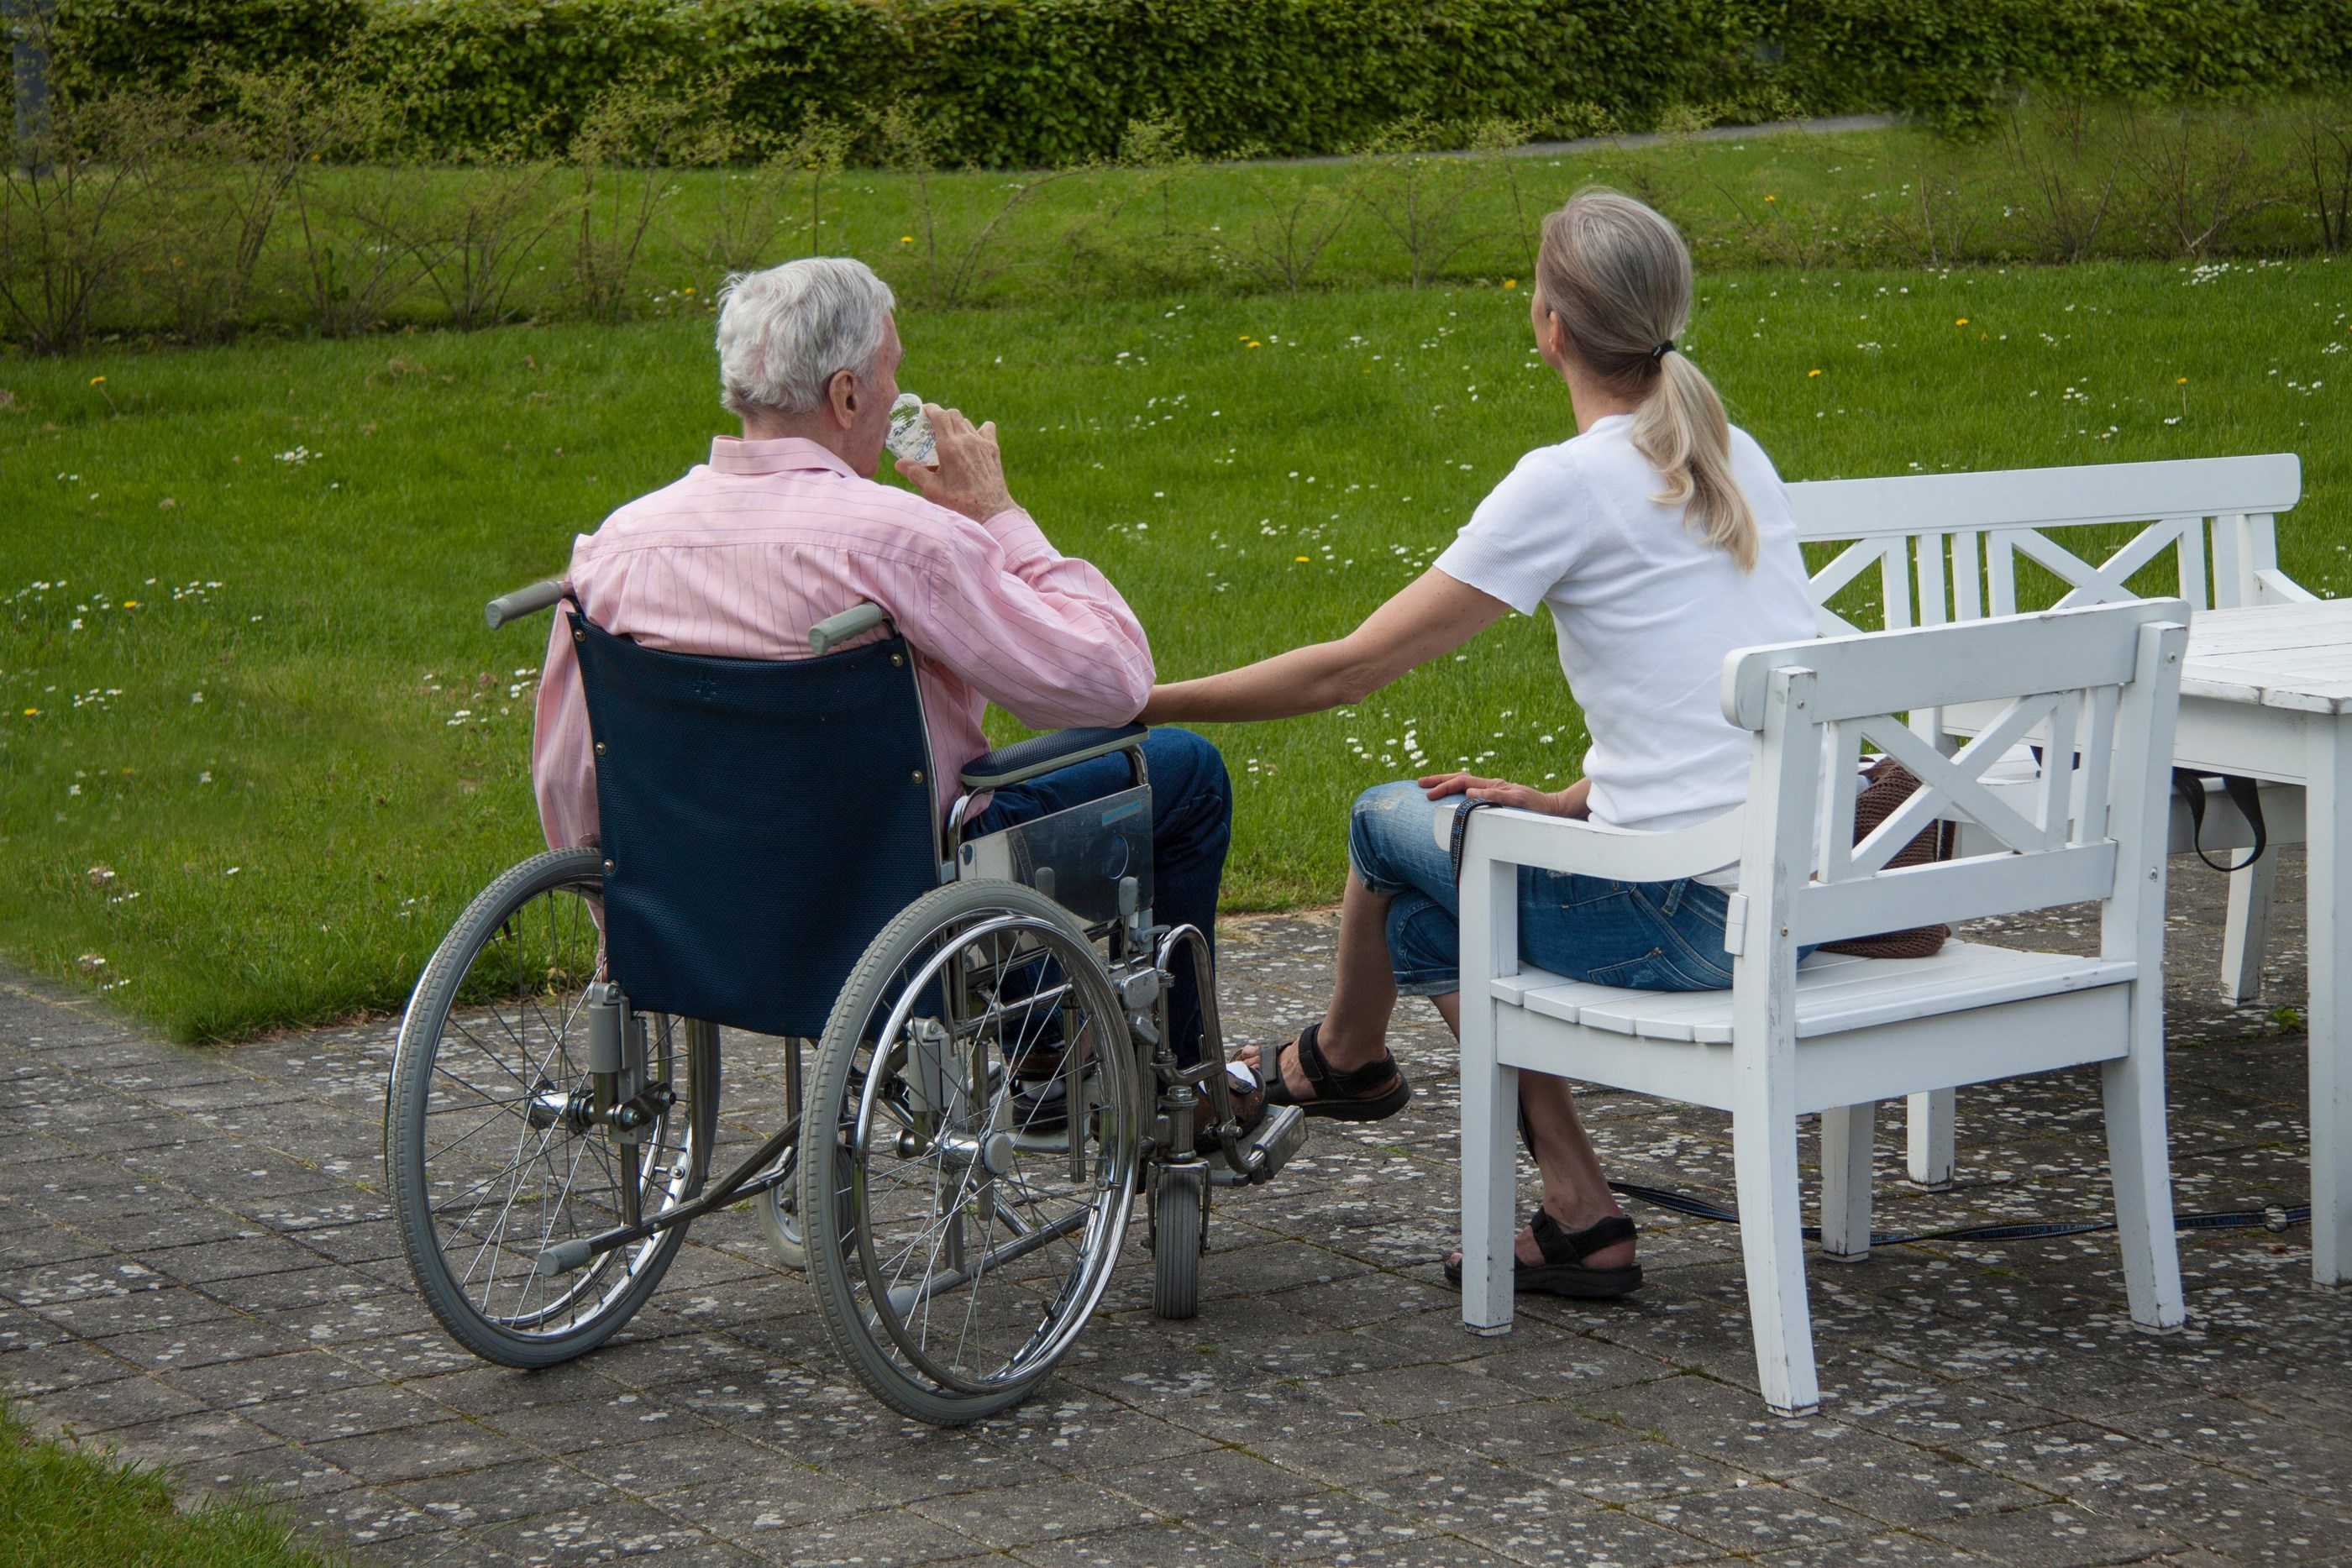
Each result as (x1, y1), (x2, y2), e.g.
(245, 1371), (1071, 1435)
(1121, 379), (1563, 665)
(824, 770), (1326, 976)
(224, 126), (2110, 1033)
(4, 850), (2349, 1566)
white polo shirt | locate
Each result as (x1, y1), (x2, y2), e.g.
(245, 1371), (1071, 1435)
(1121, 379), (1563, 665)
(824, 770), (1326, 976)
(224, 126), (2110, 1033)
(1435, 413), (1817, 841)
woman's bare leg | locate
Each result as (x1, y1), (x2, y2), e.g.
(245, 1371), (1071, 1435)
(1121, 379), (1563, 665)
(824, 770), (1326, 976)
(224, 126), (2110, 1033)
(1238, 866), (1401, 1093)
(1432, 993), (1635, 1270)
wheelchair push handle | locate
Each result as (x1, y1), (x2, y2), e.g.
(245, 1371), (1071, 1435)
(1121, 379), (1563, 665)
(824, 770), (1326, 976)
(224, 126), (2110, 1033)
(485, 579), (566, 631)
(808, 601), (893, 657)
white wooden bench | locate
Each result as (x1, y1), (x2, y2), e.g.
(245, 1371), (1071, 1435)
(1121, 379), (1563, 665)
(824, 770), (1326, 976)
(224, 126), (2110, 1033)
(1786, 454), (2311, 1183)
(1454, 600), (2193, 1416)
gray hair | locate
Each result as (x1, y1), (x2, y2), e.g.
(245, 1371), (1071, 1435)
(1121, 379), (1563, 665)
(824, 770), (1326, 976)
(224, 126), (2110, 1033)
(713, 257), (896, 418)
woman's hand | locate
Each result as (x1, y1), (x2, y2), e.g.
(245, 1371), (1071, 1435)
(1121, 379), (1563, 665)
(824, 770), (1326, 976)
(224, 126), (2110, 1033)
(1418, 772), (1589, 817)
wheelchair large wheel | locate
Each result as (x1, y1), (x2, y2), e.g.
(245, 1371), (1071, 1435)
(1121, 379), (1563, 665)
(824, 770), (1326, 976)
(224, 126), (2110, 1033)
(386, 847), (719, 1369)
(800, 879), (1143, 1424)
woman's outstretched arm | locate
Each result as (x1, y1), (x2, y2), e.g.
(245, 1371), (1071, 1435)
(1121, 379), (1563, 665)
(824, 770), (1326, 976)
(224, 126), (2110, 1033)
(1138, 568), (1509, 725)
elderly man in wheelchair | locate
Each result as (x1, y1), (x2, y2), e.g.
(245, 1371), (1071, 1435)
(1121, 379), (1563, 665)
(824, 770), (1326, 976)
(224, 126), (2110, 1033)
(381, 257), (1307, 1425)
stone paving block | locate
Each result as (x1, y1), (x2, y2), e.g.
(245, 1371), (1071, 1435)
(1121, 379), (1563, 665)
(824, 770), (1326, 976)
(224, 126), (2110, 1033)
(1523, 1442), (1751, 1508)
(244, 1378), (452, 1443)
(142, 1232), (344, 1287)
(176, 1438), (369, 1502)
(1746, 1534), (1987, 1565)
(100, 1312), (315, 1374)
(722, 1503), (989, 1567)
(158, 1346), (376, 1410)
(2, 1219), (118, 1266)
(1629, 1485), (1889, 1554)
(1920, 1501), (2190, 1566)
(389, 1455), (618, 1533)
(1009, 1523), (1270, 1565)
(645, 1471), (886, 1540)
(307, 1417), (528, 1485)
(97, 1407), (284, 1469)
(2103, 1392), (2352, 1501)
(15, 1371), (209, 1432)
(1, 1336), (139, 1396)
(6, 1256), (173, 1309)
(307, 1486), (450, 1548)
(29, 1281), (238, 1339)
(402, 1357), (627, 1419)
(1097, 1448), (1329, 1518)
(1395, 1399), (1626, 1467)
(584, 1419), (795, 1496)
(909, 1477), (1157, 1550)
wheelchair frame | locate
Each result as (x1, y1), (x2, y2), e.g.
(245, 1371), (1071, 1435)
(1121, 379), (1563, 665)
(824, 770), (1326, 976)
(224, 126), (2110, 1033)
(384, 583), (1308, 1424)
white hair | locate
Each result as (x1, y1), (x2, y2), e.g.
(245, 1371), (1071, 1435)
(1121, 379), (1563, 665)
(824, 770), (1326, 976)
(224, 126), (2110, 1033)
(713, 257), (896, 418)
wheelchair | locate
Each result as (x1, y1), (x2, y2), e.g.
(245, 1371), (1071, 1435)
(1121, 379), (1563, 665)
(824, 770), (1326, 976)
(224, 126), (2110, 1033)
(381, 581), (1310, 1424)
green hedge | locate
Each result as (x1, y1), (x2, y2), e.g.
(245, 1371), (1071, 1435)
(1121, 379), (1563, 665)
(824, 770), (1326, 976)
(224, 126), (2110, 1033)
(41, 0), (2352, 164)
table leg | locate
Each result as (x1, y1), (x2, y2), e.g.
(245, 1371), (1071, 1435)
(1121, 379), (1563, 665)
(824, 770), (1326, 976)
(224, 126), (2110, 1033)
(2308, 716), (2352, 1287)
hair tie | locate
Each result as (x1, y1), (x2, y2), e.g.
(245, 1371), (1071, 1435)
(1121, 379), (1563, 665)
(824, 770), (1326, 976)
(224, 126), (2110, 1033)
(1651, 340), (1674, 361)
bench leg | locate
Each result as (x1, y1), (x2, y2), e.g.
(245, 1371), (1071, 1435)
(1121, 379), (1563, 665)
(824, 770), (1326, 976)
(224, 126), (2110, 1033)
(1904, 1088), (1955, 1188)
(1734, 1106), (1820, 1416)
(2220, 850), (2278, 1004)
(1819, 1104), (1875, 1262)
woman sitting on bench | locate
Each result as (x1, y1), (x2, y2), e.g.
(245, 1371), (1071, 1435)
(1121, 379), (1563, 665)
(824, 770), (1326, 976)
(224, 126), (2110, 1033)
(1139, 190), (1818, 1298)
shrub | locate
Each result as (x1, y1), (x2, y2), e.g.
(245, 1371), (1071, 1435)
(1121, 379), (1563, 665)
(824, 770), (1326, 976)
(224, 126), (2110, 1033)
(48, 0), (2349, 168)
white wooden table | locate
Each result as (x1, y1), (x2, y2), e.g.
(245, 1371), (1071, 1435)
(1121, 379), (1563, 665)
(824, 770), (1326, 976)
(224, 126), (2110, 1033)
(2174, 600), (2352, 1284)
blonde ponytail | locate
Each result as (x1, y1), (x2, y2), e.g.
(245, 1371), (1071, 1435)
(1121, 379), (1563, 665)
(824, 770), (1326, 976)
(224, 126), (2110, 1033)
(1533, 189), (1758, 571)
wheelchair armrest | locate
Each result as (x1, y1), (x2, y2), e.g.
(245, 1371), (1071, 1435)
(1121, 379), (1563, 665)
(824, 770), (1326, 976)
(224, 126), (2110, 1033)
(960, 724), (1147, 791)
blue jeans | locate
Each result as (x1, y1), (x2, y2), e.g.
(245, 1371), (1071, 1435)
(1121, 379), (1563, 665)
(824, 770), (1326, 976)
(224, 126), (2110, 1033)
(965, 728), (1231, 1067)
(1348, 780), (1749, 996)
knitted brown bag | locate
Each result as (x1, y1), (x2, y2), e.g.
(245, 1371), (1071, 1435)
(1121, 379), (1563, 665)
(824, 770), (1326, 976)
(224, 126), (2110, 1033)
(1819, 757), (1957, 960)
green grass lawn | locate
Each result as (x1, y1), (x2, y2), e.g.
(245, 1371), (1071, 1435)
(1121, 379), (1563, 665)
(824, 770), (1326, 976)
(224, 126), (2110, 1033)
(0, 1402), (336, 1568)
(3, 256), (2346, 1040)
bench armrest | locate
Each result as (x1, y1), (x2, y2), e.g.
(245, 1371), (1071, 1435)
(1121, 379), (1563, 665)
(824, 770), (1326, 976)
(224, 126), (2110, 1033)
(2255, 567), (2320, 606)
(1441, 800), (1747, 884)
(961, 724), (1147, 791)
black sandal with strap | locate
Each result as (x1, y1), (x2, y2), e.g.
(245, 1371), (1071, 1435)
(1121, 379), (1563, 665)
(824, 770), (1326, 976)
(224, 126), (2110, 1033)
(1444, 1207), (1645, 1299)
(1261, 1020), (1411, 1123)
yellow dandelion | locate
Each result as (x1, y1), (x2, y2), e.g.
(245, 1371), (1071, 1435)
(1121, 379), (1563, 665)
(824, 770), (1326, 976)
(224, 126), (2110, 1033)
(683, 286), (696, 295)
(2176, 376), (2189, 385)
(1764, 193), (1777, 202)
(21, 707), (36, 716)
(88, 375), (105, 385)
(1807, 369), (1822, 378)
(1246, 341), (1262, 349)
(1503, 278), (1518, 290)
(1293, 555), (1310, 563)
(900, 234), (914, 244)
(122, 599), (139, 608)
(1955, 317), (1969, 326)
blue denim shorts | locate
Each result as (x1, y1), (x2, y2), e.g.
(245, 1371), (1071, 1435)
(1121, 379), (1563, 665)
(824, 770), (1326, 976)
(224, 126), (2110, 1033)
(1347, 779), (1746, 997)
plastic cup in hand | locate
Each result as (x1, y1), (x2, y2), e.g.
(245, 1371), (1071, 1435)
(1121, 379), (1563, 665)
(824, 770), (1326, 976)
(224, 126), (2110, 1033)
(886, 392), (936, 465)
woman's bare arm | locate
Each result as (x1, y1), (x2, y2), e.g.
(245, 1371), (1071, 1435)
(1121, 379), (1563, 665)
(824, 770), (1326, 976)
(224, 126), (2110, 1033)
(1137, 569), (1509, 725)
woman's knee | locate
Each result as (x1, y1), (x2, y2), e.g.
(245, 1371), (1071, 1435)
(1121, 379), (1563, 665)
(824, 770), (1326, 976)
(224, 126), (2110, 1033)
(1348, 780), (1439, 894)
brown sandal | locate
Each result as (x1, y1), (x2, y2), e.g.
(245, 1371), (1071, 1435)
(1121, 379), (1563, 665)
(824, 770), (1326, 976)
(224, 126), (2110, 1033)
(1260, 1020), (1411, 1122)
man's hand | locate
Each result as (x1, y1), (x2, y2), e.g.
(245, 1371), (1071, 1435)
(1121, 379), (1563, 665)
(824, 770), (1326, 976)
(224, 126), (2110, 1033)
(1418, 771), (1586, 817)
(895, 402), (1018, 522)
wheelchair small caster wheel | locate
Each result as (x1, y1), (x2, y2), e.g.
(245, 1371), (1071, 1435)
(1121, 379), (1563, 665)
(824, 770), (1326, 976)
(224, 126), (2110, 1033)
(1152, 1163), (1207, 1320)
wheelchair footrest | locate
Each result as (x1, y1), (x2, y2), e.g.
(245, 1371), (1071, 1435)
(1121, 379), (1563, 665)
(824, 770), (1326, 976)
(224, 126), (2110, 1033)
(1225, 1104), (1307, 1185)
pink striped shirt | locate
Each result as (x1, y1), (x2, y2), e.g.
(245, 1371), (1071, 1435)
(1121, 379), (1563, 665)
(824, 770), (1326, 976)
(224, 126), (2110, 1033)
(531, 435), (1155, 851)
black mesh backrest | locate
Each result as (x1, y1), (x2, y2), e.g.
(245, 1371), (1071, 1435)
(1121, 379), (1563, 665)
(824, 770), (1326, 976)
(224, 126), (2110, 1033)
(569, 610), (941, 1038)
